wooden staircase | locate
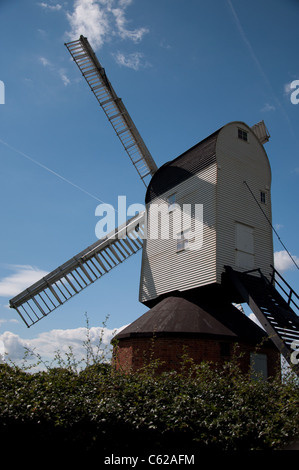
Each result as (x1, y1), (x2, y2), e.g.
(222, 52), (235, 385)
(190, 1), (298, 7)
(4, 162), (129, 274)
(225, 265), (299, 376)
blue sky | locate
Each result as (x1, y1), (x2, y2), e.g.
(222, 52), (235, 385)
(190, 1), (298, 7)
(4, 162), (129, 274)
(0, 0), (298, 367)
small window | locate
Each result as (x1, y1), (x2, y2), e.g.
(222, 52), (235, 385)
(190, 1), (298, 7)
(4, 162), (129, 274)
(167, 193), (176, 212)
(260, 191), (266, 204)
(250, 353), (268, 380)
(176, 229), (190, 252)
(238, 128), (248, 142)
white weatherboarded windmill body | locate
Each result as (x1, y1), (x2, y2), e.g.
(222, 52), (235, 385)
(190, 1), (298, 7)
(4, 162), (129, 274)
(139, 120), (273, 305)
(9, 37), (299, 376)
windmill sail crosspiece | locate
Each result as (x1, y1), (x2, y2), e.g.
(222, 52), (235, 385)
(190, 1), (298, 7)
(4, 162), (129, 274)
(9, 212), (145, 328)
(65, 36), (158, 186)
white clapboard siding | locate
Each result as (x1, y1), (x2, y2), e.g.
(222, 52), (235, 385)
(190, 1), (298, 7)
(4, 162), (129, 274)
(216, 122), (273, 282)
(139, 163), (217, 302)
(139, 121), (274, 304)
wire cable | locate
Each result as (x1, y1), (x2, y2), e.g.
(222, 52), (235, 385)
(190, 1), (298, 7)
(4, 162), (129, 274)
(244, 180), (299, 270)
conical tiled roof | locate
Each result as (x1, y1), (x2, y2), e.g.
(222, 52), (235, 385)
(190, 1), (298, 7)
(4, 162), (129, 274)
(114, 295), (269, 344)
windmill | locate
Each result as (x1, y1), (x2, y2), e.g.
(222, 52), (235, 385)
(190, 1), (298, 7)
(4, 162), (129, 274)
(9, 36), (299, 376)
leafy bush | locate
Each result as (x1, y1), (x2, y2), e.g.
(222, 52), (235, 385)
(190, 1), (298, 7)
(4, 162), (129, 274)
(0, 332), (298, 455)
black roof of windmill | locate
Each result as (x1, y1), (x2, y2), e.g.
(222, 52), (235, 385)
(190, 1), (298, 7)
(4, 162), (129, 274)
(9, 36), (299, 376)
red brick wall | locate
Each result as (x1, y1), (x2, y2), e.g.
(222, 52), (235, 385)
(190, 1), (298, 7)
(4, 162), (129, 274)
(113, 336), (280, 377)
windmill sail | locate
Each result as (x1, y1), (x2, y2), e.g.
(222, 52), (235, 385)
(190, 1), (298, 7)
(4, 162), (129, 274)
(10, 212), (145, 328)
(65, 36), (158, 186)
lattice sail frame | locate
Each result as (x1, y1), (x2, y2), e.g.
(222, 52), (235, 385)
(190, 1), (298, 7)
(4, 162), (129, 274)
(65, 36), (158, 186)
(10, 212), (145, 327)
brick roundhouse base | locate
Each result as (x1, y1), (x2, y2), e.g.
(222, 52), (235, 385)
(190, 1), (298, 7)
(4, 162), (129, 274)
(112, 295), (281, 377)
(113, 335), (280, 376)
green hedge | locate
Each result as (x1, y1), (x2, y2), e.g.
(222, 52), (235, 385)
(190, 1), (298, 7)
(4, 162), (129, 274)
(0, 353), (298, 455)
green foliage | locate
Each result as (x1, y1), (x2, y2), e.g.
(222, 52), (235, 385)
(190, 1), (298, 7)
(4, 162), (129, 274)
(0, 326), (298, 454)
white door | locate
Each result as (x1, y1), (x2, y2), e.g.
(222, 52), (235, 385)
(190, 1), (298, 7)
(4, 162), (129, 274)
(235, 222), (254, 269)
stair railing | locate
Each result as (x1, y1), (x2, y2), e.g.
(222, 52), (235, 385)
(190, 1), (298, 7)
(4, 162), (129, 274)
(269, 264), (299, 311)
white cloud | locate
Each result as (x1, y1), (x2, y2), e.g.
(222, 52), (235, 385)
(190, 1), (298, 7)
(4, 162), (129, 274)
(59, 69), (71, 86)
(66, 0), (111, 49)
(0, 318), (18, 325)
(39, 56), (71, 86)
(65, 0), (149, 51)
(284, 82), (293, 95)
(37, 28), (47, 37)
(39, 56), (51, 67)
(0, 324), (127, 370)
(0, 265), (48, 298)
(118, 0), (133, 6)
(38, 2), (62, 11)
(111, 6), (148, 42)
(114, 51), (147, 70)
(261, 103), (275, 112)
(159, 40), (171, 50)
(274, 250), (299, 272)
